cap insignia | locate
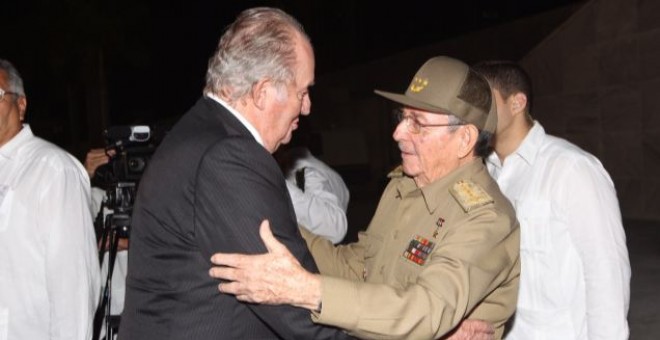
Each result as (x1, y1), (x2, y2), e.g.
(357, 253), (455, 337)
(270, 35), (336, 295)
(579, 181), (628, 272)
(409, 77), (428, 93)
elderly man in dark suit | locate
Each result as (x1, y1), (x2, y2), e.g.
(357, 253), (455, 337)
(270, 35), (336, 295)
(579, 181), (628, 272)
(119, 7), (349, 340)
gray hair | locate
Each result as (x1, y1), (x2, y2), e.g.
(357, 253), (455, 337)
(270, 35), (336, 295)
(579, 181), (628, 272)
(204, 7), (311, 102)
(447, 114), (493, 158)
(0, 59), (26, 97)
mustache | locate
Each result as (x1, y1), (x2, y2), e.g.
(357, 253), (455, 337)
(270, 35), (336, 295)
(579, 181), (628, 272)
(398, 143), (414, 154)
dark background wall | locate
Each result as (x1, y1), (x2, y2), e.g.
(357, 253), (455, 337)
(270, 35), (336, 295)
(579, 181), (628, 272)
(7, 0), (656, 221)
(2, 0), (581, 155)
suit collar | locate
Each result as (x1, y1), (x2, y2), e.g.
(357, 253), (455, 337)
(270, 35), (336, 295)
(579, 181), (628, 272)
(204, 94), (265, 147)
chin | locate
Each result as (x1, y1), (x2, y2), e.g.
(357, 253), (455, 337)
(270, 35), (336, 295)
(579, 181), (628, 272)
(281, 134), (293, 145)
(400, 164), (415, 177)
(282, 128), (295, 144)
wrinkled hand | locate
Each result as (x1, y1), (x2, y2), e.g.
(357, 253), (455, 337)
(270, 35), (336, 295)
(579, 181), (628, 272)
(444, 319), (495, 340)
(209, 220), (322, 310)
(84, 148), (113, 178)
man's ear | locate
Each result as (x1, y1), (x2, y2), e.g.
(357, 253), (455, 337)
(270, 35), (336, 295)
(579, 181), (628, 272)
(510, 92), (528, 116)
(251, 79), (271, 111)
(458, 124), (479, 158)
(18, 96), (27, 121)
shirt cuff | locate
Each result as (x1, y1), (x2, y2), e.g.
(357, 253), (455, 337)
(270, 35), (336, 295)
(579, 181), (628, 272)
(311, 276), (360, 330)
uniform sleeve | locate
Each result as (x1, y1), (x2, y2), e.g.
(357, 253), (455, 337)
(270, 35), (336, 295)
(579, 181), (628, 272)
(41, 164), (100, 340)
(300, 226), (366, 280)
(560, 158), (631, 339)
(312, 210), (520, 340)
(286, 167), (348, 244)
(194, 137), (351, 340)
(298, 181), (395, 281)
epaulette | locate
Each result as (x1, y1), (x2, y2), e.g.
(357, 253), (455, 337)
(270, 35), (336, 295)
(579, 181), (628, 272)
(449, 179), (494, 213)
(387, 165), (404, 178)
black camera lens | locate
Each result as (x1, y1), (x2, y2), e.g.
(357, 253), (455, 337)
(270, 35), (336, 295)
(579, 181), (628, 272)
(128, 157), (146, 172)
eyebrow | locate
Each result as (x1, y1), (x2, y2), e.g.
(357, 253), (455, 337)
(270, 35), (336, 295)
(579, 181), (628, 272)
(406, 110), (435, 122)
(406, 108), (451, 120)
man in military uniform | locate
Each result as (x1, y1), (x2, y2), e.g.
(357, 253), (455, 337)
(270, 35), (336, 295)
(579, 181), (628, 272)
(209, 56), (520, 339)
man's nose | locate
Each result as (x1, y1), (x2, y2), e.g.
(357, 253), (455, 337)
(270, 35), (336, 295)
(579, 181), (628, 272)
(392, 120), (408, 141)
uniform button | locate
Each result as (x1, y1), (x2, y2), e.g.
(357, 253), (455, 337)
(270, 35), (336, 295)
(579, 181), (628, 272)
(379, 266), (385, 274)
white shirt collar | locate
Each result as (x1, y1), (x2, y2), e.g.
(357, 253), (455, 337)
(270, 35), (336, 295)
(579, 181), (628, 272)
(205, 93), (264, 147)
(0, 124), (32, 160)
(486, 120), (545, 170)
(513, 121), (545, 166)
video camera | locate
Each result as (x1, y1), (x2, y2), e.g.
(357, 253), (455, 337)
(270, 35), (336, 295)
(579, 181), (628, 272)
(91, 125), (157, 240)
(92, 125), (158, 340)
(91, 124), (158, 240)
(93, 125), (156, 189)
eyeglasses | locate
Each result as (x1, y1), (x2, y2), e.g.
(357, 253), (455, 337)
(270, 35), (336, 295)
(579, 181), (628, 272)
(395, 109), (464, 134)
(0, 88), (19, 102)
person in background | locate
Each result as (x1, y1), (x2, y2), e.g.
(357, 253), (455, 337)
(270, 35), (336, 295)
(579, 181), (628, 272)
(276, 121), (350, 244)
(209, 56), (521, 339)
(473, 60), (631, 339)
(118, 7), (350, 339)
(0, 58), (100, 339)
(85, 148), (113, 214)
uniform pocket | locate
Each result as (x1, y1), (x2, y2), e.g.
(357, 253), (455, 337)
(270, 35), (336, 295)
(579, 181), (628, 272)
(358, 232), (384, 282)
(361, 232), (384, 260)
(394, 256), (423, 288)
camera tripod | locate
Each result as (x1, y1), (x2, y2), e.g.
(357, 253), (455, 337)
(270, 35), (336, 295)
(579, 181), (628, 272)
(92, 183), (135, 340)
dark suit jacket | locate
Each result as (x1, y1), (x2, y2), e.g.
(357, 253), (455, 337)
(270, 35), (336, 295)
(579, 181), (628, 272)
(119, 97), (349, 339)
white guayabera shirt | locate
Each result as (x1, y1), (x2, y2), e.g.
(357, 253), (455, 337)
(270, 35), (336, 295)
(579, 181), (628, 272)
(487, 122), (631, 340)
(0, 125), (100, 340)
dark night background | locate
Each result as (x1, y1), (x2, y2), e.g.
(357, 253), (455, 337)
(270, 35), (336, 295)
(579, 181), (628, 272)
(3, 0), (581, 159)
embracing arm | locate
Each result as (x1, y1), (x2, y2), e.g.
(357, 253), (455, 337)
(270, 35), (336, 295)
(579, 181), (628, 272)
(213, 220), (324, 310)
(298, 227), (366, 281)
(196, 137), (349, 340)
(212, 207), (519, 339)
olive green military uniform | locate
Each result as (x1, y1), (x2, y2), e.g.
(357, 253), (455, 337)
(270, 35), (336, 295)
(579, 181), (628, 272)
(302, 160), (520, 339)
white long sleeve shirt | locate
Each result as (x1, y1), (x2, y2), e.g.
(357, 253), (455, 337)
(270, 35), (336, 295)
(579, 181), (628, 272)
(283, 148), (349, 244)
(0, 126), (100, 340)
(487, 122), (630, 340)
